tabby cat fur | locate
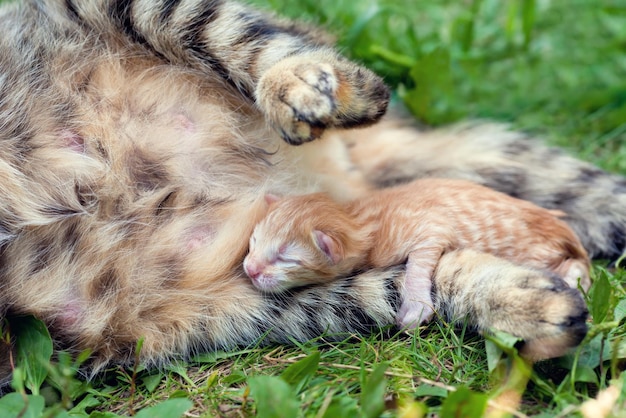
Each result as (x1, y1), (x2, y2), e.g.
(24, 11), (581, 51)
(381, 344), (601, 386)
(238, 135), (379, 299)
(0, 0), (624, 377)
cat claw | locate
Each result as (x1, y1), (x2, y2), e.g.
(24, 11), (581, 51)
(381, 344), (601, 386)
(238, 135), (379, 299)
(256, 54), (389, 145)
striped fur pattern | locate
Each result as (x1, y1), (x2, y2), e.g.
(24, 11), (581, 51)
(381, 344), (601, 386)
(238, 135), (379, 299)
(0, 0), (620, 374)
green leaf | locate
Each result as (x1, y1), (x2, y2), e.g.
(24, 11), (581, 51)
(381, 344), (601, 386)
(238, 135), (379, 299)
(369, 45), (416, 68)
(11, 367), (25, 393)
(12, 316), (53, 395)
(440, 387), (488, 418)
(88, 412), (123, 418)
(570, 364), (599, 385)
(0, 393), (45, 418)
(402, 48), (464, 125)
(321, 396), (360, 418)
(141, 373), (164, 394)
(484, 330), (522, 372)
(165, 363), (195, 387)
(223, 370), (247, 386)
(280, 351), (320, 393)
(414, 384), (448, 398)
(248, 375), (300, 418)
(69, 394), (102, 415)
(168, 390), (191, 399)
(190, 348), (255, 363)
(614, 298), (626, 323)
(360, 363), (388, 418)
(485, 339), (503, 373)
(591, 269), (612, 323)
(134, 398), (193, 418)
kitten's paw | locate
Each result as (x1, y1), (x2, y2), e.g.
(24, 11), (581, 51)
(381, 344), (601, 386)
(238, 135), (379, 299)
(256, 52), (389, 145)
(397, 301), (434, 329)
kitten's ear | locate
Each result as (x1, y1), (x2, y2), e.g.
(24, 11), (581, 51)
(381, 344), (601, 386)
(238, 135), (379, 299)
(264, 194), (280, 205)
(313, 230), (343, 264)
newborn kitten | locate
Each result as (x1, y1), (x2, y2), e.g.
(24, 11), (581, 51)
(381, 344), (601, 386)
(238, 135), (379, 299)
(244, 178), (591, 328)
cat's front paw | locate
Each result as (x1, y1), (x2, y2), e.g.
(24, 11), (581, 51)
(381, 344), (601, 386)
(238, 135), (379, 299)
(256, 51), (390, 145)
(397, 301), (434, 330)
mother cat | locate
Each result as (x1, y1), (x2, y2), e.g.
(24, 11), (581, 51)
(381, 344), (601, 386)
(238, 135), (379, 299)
(0, 0), (624, 373)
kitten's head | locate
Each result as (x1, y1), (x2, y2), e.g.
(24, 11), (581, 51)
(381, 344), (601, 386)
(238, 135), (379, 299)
(243, 194), (347, 293)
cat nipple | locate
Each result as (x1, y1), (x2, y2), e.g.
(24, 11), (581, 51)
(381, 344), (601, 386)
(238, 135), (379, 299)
(60, 129), (86, 153)
(185, 226), (216, 251)
(56, 298), (84, 329)
(172, 112), (196, 135)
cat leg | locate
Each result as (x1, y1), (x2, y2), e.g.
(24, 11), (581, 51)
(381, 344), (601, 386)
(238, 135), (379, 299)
(255, 51), (389, 145)
(431, 249), (588, 361)
(61, 0), (389, 145)
(396, 248), (441, 329)
(342, 114), (626, 260)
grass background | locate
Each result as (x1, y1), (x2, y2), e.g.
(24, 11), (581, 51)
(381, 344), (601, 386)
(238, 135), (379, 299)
(2, 0), (626, 417)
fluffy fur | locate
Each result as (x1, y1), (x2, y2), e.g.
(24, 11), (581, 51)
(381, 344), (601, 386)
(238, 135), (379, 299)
(0, 0), (622, 375)
(244, 179), (590, 327)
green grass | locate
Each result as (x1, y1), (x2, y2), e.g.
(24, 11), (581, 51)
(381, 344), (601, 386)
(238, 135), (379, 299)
(2, 0), (626, 417)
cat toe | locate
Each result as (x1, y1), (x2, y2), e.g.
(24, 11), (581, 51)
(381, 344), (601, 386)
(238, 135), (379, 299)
(256, 53), (389, 145)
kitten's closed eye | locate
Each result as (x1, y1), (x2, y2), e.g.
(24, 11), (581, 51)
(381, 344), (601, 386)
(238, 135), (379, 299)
(277, 245), (302, 265)
(276, 253), (302, 265)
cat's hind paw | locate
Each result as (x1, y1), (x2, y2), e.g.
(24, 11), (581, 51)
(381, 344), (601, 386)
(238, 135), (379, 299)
(397, 301), (435, 330)
(256, 51), (389, 145)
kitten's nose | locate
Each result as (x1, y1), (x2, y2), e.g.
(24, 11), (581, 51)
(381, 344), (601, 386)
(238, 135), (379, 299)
(244, 259), (263, 279)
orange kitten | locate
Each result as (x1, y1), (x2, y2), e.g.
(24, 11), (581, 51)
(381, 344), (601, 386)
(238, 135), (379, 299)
(244, 178), (591, 328)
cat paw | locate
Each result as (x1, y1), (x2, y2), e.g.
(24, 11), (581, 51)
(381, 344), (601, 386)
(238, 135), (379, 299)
(505, 276), (589, 361)
(482, 271), (589, 360)
(256, 52), (390, 145)
(397, 301), (434, 329)
(433, 249), (589, 360)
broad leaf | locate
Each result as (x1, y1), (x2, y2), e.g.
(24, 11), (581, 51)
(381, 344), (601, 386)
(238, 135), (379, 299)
(440, 386), (487, 418)
(360, 363), (388, 418)
(321, 396), (360, 418)
(414, 384), (447, 398)
(0, 393), (45, 418)
(591, 269), (612, 323)
(280, 351), (320, 392)
(134, 398), (193, 418)
(248, 375), (300, 418)
(12, 316), (53, 395)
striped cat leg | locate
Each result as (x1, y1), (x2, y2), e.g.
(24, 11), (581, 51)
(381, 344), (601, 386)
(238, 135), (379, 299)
(59, 0), (389, 144)
(343, 115), (626, 261)
(431, 249), (588, 361)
